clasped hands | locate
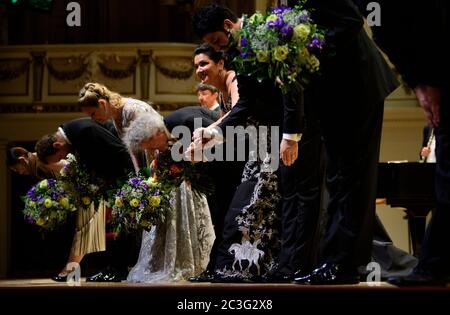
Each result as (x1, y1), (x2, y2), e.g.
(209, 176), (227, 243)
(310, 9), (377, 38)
(184, 127), (217, 162)
(185, 127), (299, 166)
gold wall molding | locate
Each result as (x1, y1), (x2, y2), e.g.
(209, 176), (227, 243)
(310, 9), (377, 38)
(0, 43), (199, 112)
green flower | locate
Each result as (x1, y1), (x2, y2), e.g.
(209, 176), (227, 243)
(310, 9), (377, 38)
(256, 50), (270, 63)
(130, 198), (139, 208)
(114, 197), (123, 207)
(308, 55), (320, 72)
(44, 198), (53, 208)
(148, 196), (161, 207)
(249, 12), (264, 25)
(59, 197), (69, 208)
(266, 14), (278, 23)
(146, 177), (158, 189)
(273, 45), (289, 62)
(293, 24), (311, 41)
(39, 180), (48, 189)
(36, 218), (46, 226)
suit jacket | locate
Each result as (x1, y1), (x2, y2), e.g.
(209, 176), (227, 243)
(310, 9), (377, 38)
(218, 73), (303, 136)
(164, 106), (217, 134)
(299, 0), (399, 108)
(367, 0), (448, 88)
(61, 118), (133, 185)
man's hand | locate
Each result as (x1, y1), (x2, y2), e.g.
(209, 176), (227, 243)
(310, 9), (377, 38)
(280, 139), (298, 166)
(414, 85), (441, 128)
(421, 147), (431, 158)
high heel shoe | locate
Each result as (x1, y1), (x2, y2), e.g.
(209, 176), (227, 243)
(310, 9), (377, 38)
(51, 274), (68, 282)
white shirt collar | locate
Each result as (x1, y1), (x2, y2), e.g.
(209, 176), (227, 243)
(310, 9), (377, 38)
(58, 127), (71, 145)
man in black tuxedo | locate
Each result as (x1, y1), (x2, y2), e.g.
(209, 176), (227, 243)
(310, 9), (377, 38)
(366, 0), (450, 286)
(36, 118), (133, 185)
(36, 117), (135, 282)
(289, 0), (399, 284)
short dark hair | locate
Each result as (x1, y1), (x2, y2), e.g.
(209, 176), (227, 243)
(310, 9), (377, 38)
(35, 133), (58, 164)
(193, 43), (225, 64)
(196, 83), (219, 94)
(192, 4), (238, 38)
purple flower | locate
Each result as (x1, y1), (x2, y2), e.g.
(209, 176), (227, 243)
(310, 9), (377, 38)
(280, 25), (293, 40)
(240, 37), (248, 47)
(307, 37), (325, 52)
(297, 13), (311, 24)
(272, 6), (291, 15)
(25, 214), (35, 224)
(268, 16), (285, 30)
(27, 187), (36, 198)
(240, 51), (251, 59)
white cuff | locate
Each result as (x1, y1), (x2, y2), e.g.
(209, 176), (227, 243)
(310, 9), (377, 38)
(283, 133), (302, 142)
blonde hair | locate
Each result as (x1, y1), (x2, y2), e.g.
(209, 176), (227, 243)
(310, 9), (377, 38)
(78, 82), (122, 109)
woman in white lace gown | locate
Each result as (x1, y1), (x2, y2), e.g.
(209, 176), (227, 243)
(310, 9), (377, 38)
(123, 110), (216, 282)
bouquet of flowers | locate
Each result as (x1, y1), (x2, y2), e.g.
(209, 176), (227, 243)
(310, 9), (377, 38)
(58, 154), (104, 210)
(22, 179), (76, 231)
(111, 175), (170, 232)
(150, 149), (213, 196)
(234, 1), (326, 94)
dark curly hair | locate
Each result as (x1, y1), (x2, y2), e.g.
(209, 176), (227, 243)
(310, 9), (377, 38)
(192, 4), (238, 38)
(35, 133), (58, 164)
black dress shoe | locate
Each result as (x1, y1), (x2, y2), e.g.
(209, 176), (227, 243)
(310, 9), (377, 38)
(261, 272), (292, 283)
(51, 274), (68, 282)
(293, 269), (306, 279)
(189, 270), (215, 282)
(294, 263), (360, 285)
(388, 271), (448, 287)
(211, 273), (247, 283)
(86, 270), (104, 282)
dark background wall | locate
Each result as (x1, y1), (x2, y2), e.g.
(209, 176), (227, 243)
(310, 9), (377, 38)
(3, 0), (254, 45)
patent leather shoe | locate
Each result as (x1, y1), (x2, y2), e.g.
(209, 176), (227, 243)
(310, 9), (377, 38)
(293, 269), (306, 279)
(51, 274), (68, 282)
(188, 270), (215, 282)
(211, 273), (247, 283)
(388, 270), (449, 287)
(294, 263), (360, 285)
(261, 271), (292, 283)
